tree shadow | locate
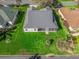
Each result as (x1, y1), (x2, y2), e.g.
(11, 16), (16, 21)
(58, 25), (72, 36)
(53, 9), (62, 30)
(15, 11), (25, 24)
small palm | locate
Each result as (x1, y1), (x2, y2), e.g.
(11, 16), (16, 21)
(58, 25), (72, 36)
(0, 25), (17, 41)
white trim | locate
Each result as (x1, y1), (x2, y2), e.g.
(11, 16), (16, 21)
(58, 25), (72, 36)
(58, 9), (66, 20)
(0, 25), (3, 28)
(3, 5), (8, 7)
(69, 26), (76, 32)
(29, 5), (38, 8)
(72, 32), (79, 36)
(24, 28), (38, 32)
(12, 10), (18, 24)
(8, 21), (13, 25)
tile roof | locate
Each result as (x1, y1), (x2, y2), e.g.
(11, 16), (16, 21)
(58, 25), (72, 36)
(60, 7), (79, 30)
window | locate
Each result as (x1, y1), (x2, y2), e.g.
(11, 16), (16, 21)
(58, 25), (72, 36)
(49, 28), (55, 31)
(38, 28), (45, 31)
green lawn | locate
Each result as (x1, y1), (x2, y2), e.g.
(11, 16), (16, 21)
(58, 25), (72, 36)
(74, 36), (79, 54)
(60, 0), (74, 2)
(0, 5), (69, 55)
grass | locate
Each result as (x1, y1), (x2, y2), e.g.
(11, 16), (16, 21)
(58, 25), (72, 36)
(60, 0), (74, 2)
(0, 5), (69, 55)
(66, 5), (78, 10)
(74, 36), (79, 54)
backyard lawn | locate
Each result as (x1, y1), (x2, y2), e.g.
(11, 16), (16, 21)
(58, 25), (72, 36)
(74, 36), (79, 54)
(0, 5), (69, 55)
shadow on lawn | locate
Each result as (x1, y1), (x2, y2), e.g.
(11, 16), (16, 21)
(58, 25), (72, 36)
(53, 9), (62, 30)
(16, 11), (25, 24)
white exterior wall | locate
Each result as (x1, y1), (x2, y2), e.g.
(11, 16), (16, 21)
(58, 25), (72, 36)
(69, 26), (76, 32)
(8, 21), (13, 25)
(24, 28), (38, 32)
(29, 5), (38, 8)
(45, 28), (49, 34)
(0, 25), (3, 28)
(3, 5), (8, 7)
(69, 26), (79, 36)
(58, 9), (66, 20)
(72, 32), (79, 36)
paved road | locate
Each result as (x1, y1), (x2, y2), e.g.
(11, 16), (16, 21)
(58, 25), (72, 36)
(0, 56), (79, 59)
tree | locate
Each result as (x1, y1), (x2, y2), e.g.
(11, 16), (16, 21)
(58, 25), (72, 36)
(53, 0), (62, 8)
(77, 0), (79, 5)
(0, 25), (17, 41)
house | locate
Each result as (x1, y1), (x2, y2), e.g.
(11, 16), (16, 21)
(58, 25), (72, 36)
(0, 0), (54, 7)
(60, 0), (77, 6)
(0, 0), (39, 5)
(24, 7), (58, 33)
(0, 6), (18, 28)
(0, 0), (17, 5)
(58, 7), (79, 36)
(0, 0), (39, 7)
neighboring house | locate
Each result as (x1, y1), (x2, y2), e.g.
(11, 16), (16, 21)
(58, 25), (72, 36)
(60, 0), (77, 6)
(0, 0), (54, 7)
(0, 0), (39, 7)
(0, 0), (39, 5)
(0, 6), (18, 28)
(0, 0), (17, 5)
(58, 7), (79, 36)
(24, 7), (58, 33)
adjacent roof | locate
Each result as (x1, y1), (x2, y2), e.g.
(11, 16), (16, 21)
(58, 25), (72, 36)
(60, 7), (79, 30)
(61, 1), (77, 6)
(0, 0), (37, 5)
(20, 0), (37, 5)
(24, 7), (57, 29)
(0, 0), (17, 5)
(0, 6), (18, 27)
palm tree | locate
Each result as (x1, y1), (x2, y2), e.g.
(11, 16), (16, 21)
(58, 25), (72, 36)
(0, 25), (17, 41)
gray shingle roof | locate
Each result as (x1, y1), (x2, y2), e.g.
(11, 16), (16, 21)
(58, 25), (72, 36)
(25, 8), (57, 29)
(0, 0), (37, 5)
(0, 0), (17, 5)
(21, 0), (37, 5)
(0, 6), (18, 27)
(0, 6), (18, 22)
(0, 16), (4, 25)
